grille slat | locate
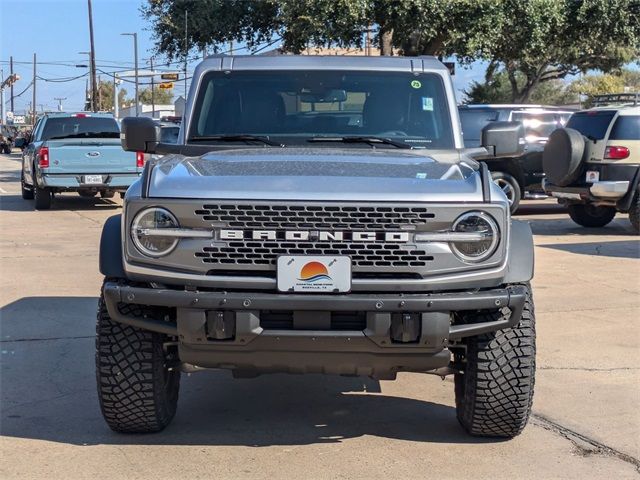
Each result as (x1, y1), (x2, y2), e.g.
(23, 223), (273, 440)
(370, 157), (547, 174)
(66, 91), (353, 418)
(195, 203), (437, 269)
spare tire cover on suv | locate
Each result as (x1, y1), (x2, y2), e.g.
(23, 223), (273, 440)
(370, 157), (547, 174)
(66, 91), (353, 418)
(543, 128), (585, 187)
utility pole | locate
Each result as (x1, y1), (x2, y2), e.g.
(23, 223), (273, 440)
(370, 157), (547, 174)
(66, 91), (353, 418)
(87, 0), (98, 112)
(9, 56), (14, 113)
(114, 74), (119, 118)
(32, 53), (36, 124)
(121, 33), (139, 116)
(150, 57), (155, 118)
(184, 9), (188, 98)
(54, 97), (67, 112)
(1, 69), (5, 125)
(365, 26), (372, 56)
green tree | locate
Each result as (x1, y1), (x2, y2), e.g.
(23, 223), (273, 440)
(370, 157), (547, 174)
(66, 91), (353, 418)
(566, 69), (640, 106)
(478, 0), (639, 102)
(95, 79), (129, 112)
(142, 0), (501, 58)
(138, 86), (174, 105)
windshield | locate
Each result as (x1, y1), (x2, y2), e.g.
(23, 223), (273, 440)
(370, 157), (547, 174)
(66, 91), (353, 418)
(188, 70), (454, 148)
(40, 116), (120, 141)
(566, 111), (616, 140)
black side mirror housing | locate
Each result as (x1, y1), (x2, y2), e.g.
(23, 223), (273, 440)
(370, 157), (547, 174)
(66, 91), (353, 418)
(481, 121), (525, 158)
(121, 117), (160, 153)
(13, 138), (26, 149)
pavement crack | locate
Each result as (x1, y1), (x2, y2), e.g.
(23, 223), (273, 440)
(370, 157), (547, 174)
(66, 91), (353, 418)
(531, 413), (640, 472)
(1, 335), (94, 343)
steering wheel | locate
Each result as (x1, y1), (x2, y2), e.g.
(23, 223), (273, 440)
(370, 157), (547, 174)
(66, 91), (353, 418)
(376, 130), (408, 136)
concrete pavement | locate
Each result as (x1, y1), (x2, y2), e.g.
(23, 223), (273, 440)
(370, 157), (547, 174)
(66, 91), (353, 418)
(1, 150), (639, 479)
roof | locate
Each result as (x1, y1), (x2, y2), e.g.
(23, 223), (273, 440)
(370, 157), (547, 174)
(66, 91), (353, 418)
(576, 105), (640, 115)
(198, 54), (449, 73)
(460, 104), (575, 112)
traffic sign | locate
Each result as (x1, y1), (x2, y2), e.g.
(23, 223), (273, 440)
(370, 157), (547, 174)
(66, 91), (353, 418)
(161, 73), (179, 81)
(159, 82), (174, 90)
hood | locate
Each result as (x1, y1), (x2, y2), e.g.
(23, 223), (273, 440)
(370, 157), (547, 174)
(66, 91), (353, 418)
(147, 148), (483, 202)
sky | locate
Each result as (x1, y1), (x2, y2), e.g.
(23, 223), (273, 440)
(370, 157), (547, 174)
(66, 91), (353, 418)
(0, 0), (490, 115)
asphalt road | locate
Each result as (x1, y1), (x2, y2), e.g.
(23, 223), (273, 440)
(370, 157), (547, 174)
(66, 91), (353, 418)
(1, 150), (639, 479)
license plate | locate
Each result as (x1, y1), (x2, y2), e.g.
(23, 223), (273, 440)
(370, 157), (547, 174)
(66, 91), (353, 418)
(83, 175), (103, 184)
(585, 171), (599, 183)
(277, 256), (351, 293)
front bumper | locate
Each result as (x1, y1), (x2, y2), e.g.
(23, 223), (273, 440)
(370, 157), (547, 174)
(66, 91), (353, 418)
(103, 282), (527, 377)
(40, 172), (141, 191)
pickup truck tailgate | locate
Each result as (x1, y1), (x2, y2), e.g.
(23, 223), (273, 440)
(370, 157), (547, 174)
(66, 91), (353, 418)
(44, 138), (138, 174)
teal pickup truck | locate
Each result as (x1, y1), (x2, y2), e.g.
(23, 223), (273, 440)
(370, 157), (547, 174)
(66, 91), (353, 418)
(18, 112), (143, 210)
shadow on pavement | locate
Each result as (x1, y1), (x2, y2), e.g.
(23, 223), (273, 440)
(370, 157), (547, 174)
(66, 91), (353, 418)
(514, 201), (567, 216)
(0, 296), (492, 447)
(539, 240), (640, 259)
(0, 194), (120, 212)
(523, 216), (635, 237)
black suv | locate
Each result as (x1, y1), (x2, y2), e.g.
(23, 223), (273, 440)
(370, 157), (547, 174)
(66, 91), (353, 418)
(459, 104), (574, 211)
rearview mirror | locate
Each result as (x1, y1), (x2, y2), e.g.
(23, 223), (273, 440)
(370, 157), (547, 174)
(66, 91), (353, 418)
(120, 117), (160, 153)
(481, 121), (525, 158)
(300, 89), (348, 103)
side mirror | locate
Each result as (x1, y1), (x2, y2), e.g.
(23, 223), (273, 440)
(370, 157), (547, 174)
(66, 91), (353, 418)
(481, 121), (525, 158)
(120, 117), (160, 153)
(13, 138), (26, 149)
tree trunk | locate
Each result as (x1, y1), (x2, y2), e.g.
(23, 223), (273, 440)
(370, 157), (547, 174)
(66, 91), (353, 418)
(380, 27), (394, 56)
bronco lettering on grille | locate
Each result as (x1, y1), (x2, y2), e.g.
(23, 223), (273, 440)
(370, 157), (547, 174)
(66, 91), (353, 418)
(219, 229), (410, 243)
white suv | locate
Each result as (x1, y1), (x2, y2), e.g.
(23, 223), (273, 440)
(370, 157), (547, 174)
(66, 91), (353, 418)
(542, 96), (640, 233)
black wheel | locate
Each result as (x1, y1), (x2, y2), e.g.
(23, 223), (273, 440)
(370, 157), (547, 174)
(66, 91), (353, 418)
(629, 191), (639, 234)
(100, 190), (116, 199)
(96, 284), (180, 433)
(78, 190), (97, 198)
(454, 283), (535, 438)
(21, 170), (34, 200)
(33, 181), (52, 210)
(568, 204), (616, 228)
(491, 171), (521, 213)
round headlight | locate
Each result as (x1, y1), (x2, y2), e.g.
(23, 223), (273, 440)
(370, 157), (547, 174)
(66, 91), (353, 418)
(450, 211), (499, 262)
(131, 207), (179, 257)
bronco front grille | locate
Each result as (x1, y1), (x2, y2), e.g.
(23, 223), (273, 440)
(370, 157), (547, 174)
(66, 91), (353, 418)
(194, 203), (436, 268)
(195, 204), (435, 230)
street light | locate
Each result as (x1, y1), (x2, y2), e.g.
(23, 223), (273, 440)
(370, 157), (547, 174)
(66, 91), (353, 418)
(121, 33), (139, 116)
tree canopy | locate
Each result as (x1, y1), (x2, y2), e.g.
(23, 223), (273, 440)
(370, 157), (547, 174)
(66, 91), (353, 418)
(142, 0), (640, 102)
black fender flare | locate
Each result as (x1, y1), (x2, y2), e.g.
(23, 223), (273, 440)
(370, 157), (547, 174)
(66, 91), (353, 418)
(99, 214), (126, 278)
(504, 219), (534, 284)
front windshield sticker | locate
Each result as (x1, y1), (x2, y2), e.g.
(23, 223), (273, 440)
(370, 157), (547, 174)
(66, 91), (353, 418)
(410, 80), (422, 89)
(422, 97), (434, 111)
(416, 172), (427, 179)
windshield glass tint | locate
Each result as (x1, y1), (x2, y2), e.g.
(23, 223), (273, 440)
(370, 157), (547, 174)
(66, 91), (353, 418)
(609, 116), (640, 140)
(189, 70), (454, 148)
(40, 117), (120, 141)
(566, 111), (616, 140)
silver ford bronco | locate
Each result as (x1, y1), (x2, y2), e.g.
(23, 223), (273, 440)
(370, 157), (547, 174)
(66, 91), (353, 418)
(97, 55), (536, 438)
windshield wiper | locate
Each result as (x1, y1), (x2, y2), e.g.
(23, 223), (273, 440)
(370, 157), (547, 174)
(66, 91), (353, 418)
(189, 135), (284, 147)
(307, 136), (412, 149)
(48, 132), (119, 140)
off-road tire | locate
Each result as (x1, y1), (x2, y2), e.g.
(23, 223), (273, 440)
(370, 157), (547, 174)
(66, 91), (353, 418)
(454, 283), (535, 438)
(33, 181), (52, 210)
(96, 285), (180, 433)
(21, 171), (34, 199)
(568, 204), (616, 228)
(100, 190), (116, 199)
(491, 171), (521, 213)
(628, 191), (639, 234)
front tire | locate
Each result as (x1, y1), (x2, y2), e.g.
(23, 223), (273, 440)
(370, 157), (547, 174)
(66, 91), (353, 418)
(96, 285), (180, 433)
(454, 283), (535, 438)
(568, 204), (616, 228)
(33, 181), (52, 210)
(491, 171), (521, 213)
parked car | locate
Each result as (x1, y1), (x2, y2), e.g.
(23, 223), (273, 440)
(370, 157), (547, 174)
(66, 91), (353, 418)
(459, 104), (574, 211)
(542, 97), (639, 233)
(97, 54), (536, 438)
(16, 112), (144, 210)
